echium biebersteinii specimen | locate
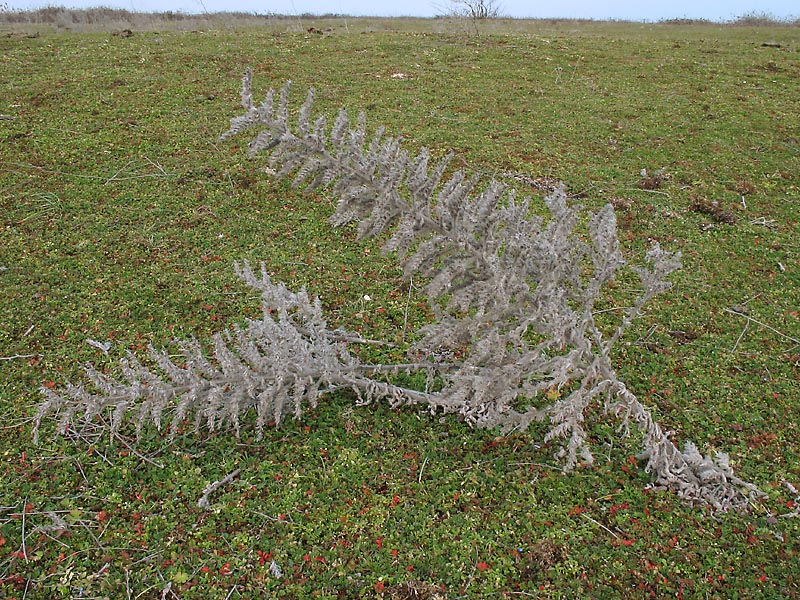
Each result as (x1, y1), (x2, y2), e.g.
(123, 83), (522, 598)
(35, 70), (764, 511)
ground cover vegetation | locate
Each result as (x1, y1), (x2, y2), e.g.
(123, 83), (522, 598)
(1, 14), (798, 599)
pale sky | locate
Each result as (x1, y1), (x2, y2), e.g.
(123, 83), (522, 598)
(6, 0), (798, 22)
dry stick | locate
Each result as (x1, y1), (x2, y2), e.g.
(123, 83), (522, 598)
(780, 481), (800, 518)
(418, 455), (429, 483)
(729, 319), (749, 357)
(401, 276), (415, 342)
(581, 512), (620, 539)
(20, 500), (29, 564)
(252, 510), (293, 523)
(724, 308), (800, 346)
(160, 582), (173, 600)
(197, 468), (242, 510)
(125, 569), (132, 600)
(112, 432), (165, 469)
(0, 354), (38, 361)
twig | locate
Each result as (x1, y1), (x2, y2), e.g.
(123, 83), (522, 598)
(581, 513), (620, 539)
(724, 308), (800, 346)
(160, 581), (173, 600)
(252, 510), (295, 523)
(402, 276), (415, 342)
(73, 458), (89, 485)
(633, 324), (657, 347)
(418, 455), (429, 483)
(64, 427), (114, 465)
(778, 480), (800, 517)
(728, 319), (748, 357)
(750, 216), (777, 228)
(112, 432), (165, 468)
(197, 468), (241, 510)
(592, 305), (632, 316)
(508, 462), (561, 471)
(0, 353), (38, 361)
(21, 499), (29, 563)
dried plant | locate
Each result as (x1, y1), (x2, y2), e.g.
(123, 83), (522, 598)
(34, 70), (764, 511)
(34, 262), (432, 444)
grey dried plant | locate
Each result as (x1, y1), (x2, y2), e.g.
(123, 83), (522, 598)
(34, 262), (432, 444)
(34, 70), (764, 511)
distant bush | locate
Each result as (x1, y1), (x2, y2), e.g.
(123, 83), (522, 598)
(659, 18), (712, 26)
(0, 7), (279, 31)
(731, 12), (799, 27)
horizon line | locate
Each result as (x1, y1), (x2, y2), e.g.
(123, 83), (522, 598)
(4, 6), (799, 25)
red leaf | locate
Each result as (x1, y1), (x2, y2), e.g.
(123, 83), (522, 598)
(476, 561), (489, 571)
(609, 502), (629, 516)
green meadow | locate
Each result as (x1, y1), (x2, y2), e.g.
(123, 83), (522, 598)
(1, 15), (798, 598)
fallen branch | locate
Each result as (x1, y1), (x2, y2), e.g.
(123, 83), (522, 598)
(197, 468), (241, 510)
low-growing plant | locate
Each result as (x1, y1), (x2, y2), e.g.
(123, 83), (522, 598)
(34, 70), (765, 511)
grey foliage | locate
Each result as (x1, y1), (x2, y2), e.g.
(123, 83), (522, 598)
(35, 70), (764, 511)
(34, 262), (432, 444)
